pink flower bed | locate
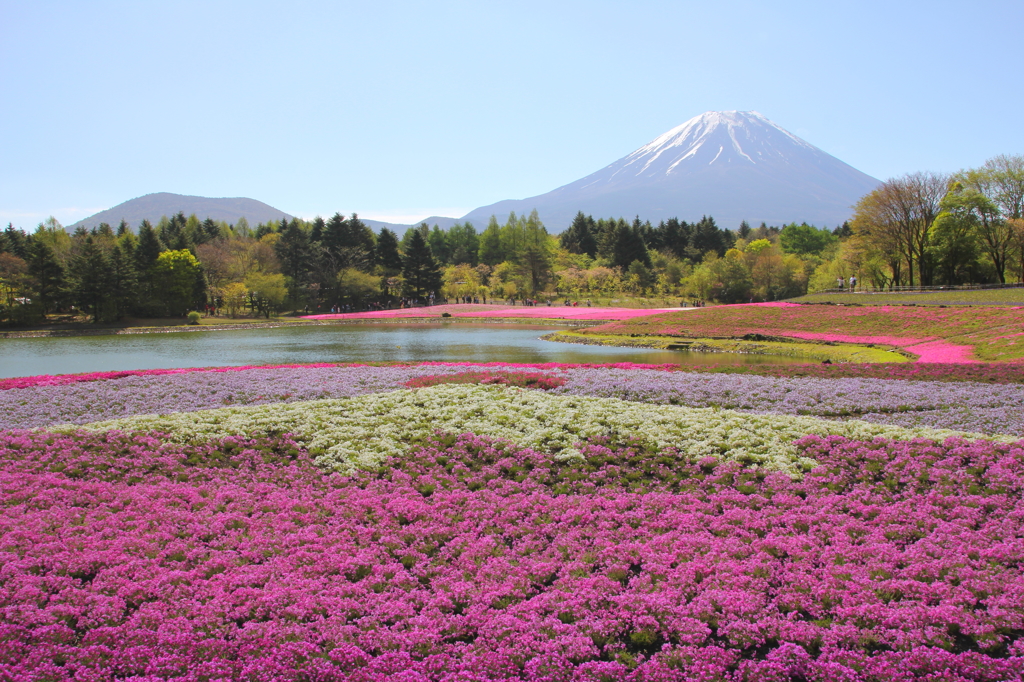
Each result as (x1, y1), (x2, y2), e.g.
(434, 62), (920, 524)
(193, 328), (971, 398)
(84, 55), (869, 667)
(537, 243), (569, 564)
(782, 332), (927, 346)
(302, 304), (682, 322)
(902, 339), (981, 364)
(1, 429), (1023, 680)
(781, 333), (979, 364)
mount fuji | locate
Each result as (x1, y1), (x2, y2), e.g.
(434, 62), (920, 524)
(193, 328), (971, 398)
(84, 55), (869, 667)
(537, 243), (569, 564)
(460, 111), (880, 230)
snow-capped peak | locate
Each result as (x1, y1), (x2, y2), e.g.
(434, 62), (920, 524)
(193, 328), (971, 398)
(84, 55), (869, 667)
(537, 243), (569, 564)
(615, 111), (817, 178)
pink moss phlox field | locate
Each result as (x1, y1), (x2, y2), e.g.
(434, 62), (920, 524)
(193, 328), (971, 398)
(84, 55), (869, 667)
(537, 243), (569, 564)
(901, 339), (982, 364)
(1, 429), (1023, 680)
(777, 334), (979, 363)
(781, 332), (929, 346)
(301, 304), (681, 322)
(585, 303), (1024, 363)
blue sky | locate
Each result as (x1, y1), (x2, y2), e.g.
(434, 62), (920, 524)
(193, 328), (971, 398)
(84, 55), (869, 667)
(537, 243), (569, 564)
(2, 0), (1022, 228)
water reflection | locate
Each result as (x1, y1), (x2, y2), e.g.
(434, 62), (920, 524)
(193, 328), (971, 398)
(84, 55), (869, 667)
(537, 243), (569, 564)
(0, 323), (808, 378)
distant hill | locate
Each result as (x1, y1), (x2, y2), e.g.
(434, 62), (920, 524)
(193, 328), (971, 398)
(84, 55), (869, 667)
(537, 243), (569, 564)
(460, 111), (881, 230)
(68, 193), (292, 231)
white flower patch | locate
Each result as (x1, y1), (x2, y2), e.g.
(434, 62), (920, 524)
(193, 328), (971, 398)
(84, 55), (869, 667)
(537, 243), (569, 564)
(60, 384), (1008, 477)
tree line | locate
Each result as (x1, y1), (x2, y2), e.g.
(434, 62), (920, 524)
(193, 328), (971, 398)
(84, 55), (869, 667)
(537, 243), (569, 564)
(4, 153), (1020, 326)
(0, 205), (847, 325)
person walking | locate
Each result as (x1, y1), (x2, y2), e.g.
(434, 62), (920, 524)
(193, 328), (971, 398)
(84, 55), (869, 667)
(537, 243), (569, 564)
(849, 275), (857, 292)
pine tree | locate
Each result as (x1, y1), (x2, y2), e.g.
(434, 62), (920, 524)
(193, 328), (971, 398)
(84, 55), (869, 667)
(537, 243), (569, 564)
(401, 229), (442, 299)
(375, 228), (404, 276)
(275, 219), (312, 301)
(26, 239), (64, 315)
(428, 226), (451, 265)
(561, 212), (598, 258)
(199, 218), (220, 243)
(70, 236), (111, 323)
(478, 216), (504, 265)
(108, 244), (138, 319)
(692, 216), (726, 257)
(275, 220), (310, 280)
(612, 220), (651, 269)
(310, 216), (325, 243)
(161, 212), (191, 251)
(447, 222), (480, 265)
(135, 220), (162, 273)
(2, 224), (29, 259)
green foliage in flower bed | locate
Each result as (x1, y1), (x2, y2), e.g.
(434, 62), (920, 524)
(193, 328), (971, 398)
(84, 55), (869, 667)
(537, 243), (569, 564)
(547, 331), (907, 363)
(62, 384), (1008, 478)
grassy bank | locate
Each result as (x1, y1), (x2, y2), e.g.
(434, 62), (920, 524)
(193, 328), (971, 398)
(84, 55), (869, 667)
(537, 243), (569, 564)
(791, 288), (1024, 306)
(545, 331), (908, 363)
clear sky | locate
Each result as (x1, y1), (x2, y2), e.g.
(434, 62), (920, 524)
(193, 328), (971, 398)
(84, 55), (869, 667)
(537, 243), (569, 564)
(2, 0), (1022, 228)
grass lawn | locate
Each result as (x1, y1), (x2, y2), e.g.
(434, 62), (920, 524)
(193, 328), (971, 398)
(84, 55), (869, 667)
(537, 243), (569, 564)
(546, 330), (907, 363)
(791, 287), (1024, 305)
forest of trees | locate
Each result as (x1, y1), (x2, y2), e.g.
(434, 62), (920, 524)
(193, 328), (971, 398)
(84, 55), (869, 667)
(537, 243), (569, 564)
(1, 154), (1022, 326)
(844, 155), (1024, 288)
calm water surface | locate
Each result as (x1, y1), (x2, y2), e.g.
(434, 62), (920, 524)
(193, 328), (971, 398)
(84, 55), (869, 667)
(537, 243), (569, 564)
(0, 323), (806, 378)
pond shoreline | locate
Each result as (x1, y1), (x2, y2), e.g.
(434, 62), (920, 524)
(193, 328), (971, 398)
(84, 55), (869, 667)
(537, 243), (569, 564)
(0, 317), (602, 340)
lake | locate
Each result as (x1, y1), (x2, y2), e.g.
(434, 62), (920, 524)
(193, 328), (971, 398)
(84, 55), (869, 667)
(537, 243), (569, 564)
(0, 323), (807, 378)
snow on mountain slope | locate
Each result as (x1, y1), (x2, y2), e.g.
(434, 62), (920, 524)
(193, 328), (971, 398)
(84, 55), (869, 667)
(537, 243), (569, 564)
(461, 111), (880, 230)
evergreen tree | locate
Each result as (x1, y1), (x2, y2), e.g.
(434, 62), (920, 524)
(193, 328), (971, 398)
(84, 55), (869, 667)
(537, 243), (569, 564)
(595, 218), (622, 261)
(401, 229), (442, 299)
(135, 220), (163, 272)
(2, 224), (29, 259)
(448, 222), (479, 265)
(634, 216), (655, 252)
(833, 221), (853, 238)
(199, 218), (220, 243)
(346, 214), (377, 270)
(26, 239), (64, 314)
(161, 212), (191, 251)
(428, 226), (452, 265)
(70, 236), (111, 323)
(656, 218), (690, 259)
(323, 213), (375, 271)
(253, 221), (276, 240)
(561, 212), (598, 258)
(738, 220), (752, 240)
(274, 219), (312, 301)
(478, 216), (504, 265)
(612, 220), (651, 269)
(375, 228), (404, 275)
(108, 244), (138, 319)
(310, 216), (325, 243)
(116, 219), (130, 237)
(691, 216), (727, 256)
(95, 223), (115, 240)
(275, 219), (310, 279)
